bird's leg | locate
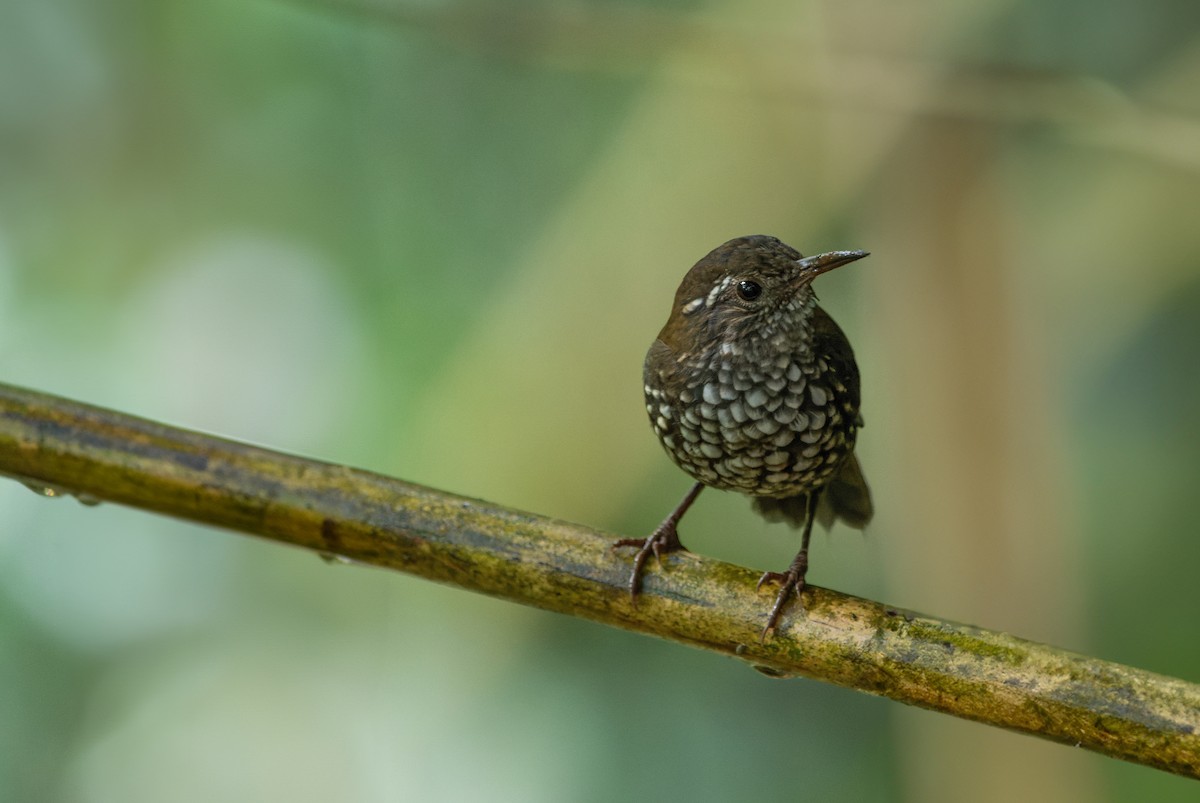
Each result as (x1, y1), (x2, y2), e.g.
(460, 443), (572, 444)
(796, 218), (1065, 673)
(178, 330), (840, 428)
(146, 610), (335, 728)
(612, 482), (704, 603)
(756, 491), (819, 639)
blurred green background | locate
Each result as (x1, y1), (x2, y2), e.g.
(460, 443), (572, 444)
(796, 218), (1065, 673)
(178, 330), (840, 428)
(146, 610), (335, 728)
(2, 0), (1199, 800)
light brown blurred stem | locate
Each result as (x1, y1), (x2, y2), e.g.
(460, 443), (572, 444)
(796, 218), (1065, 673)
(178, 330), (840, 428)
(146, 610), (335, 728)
(296, 0), (1200, 172)
(1, 382), (1197, 779)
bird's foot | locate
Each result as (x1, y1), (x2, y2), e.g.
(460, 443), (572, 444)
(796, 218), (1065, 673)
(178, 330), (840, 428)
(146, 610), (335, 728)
(612, 522), (686, 605)
(756, 552), (809, 641)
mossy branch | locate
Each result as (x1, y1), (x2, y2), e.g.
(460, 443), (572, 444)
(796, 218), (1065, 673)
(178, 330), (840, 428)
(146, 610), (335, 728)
(0, 382), (1197, 778)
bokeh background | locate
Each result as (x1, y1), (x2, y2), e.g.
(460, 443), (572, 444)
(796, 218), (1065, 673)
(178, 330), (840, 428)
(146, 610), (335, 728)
(2, 0), (1199, 800)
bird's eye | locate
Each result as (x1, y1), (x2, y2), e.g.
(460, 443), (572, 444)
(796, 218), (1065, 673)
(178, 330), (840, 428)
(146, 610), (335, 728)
(737, 280), (762, 301)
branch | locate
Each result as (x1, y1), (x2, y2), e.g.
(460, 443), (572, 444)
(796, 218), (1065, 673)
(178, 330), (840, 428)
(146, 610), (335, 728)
(1, 382), (1197, 778)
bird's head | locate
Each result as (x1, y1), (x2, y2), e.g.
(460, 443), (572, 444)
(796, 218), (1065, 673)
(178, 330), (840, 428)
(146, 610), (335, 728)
(658, 235), (868, 359)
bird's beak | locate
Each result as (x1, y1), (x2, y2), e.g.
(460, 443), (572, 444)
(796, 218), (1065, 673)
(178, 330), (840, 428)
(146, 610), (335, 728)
(794, 250), (869, 279)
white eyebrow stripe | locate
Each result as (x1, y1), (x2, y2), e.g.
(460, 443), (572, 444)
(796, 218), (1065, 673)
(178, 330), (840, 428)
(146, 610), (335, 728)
(682, 297), (705, 315)
(705, 276), (731, 307)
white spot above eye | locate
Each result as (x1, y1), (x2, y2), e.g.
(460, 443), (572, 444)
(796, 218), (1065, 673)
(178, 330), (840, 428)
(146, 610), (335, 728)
(706, 276), (732, 307)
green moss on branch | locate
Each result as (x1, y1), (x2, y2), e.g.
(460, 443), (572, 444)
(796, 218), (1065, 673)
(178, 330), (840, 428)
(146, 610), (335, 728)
(0, 382), (1197, 778)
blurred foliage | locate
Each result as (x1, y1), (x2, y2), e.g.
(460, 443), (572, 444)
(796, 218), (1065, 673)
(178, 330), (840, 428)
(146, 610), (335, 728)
(1, 0), (1198, 801)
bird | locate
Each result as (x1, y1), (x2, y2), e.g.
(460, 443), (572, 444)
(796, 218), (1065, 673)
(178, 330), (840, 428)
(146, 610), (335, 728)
(614, 234), (873, 637)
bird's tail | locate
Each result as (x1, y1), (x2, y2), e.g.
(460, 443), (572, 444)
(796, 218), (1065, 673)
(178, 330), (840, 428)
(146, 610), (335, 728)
(752, 454), (873, 530)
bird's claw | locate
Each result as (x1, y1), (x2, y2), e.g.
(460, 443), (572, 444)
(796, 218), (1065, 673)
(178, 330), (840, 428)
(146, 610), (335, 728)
(612, 524), (685, 604)
(756, 568), (808, 641)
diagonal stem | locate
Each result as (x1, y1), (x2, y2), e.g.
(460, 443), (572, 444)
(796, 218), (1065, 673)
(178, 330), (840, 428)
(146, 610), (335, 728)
(0, 381), (1198, 779)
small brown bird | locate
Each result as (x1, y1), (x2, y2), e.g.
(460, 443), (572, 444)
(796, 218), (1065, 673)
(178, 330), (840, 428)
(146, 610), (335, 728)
(615, 235), (872, 637)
